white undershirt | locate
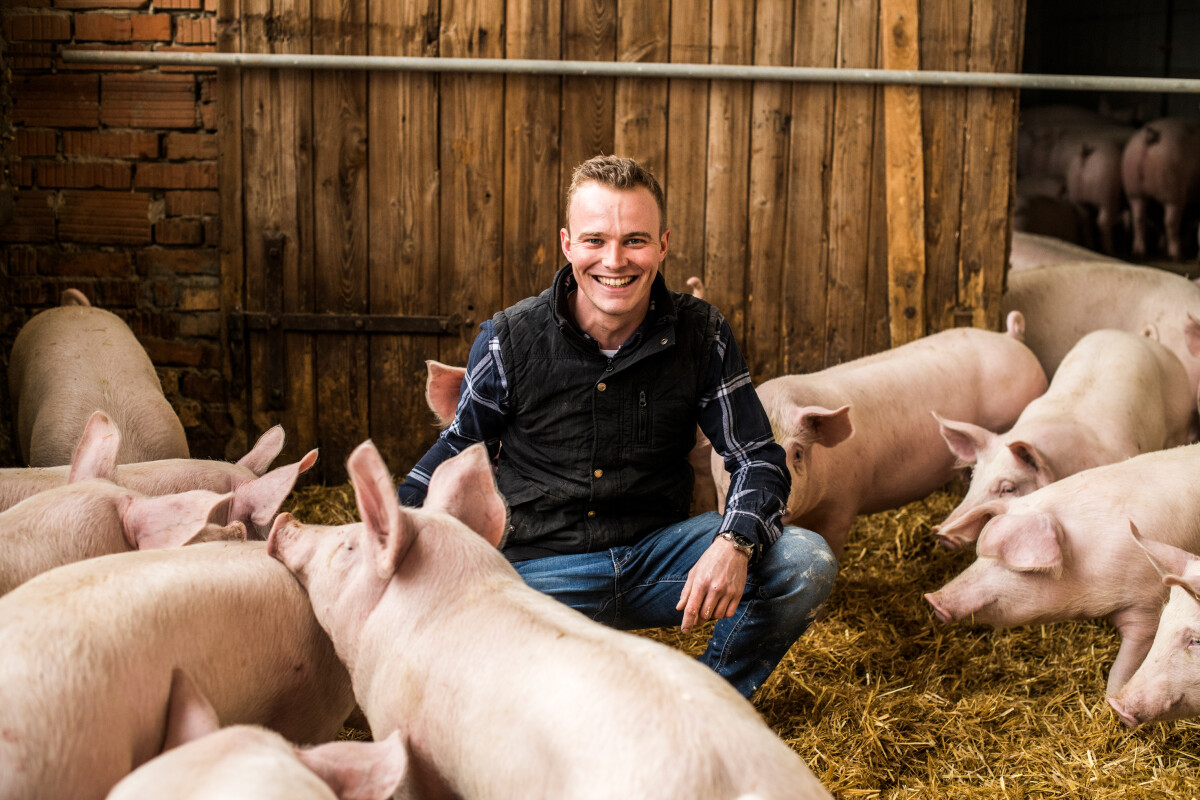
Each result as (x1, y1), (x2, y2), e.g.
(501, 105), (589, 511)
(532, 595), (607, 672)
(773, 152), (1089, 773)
(599, 348), (619, 357)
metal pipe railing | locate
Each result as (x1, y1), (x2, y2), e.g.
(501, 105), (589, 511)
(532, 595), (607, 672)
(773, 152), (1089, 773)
(60, 49), (1200, 93)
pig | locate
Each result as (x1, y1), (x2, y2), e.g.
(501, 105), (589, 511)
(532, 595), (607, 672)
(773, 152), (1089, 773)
(711, 323), (1048, 558)
(934, 328), (1195, 544)
(106, 669), (406, 800)
(1065, 136), (1127, 255)
(0, 411), (316, 595)
(1001, 260), (1200, 401)
(924, 442), (1200, 695)
(1107, 523), (1200, 729)
(0, 541), (357, 800)
(1008, 231), (1122, 273)
(1012, 190), (1089, 251)
(0, 419), (287, 513)
(9, 290), (189, 466)
(268, 441), (832, 800)
(1122, 117), (1200, 261)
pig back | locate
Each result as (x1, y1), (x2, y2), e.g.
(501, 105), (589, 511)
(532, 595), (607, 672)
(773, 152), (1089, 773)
(0, 541), (354, 800)
(9, 305), (188, 466)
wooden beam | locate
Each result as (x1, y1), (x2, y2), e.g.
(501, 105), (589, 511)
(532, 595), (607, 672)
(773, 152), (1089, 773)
(882, 0), (927, 345)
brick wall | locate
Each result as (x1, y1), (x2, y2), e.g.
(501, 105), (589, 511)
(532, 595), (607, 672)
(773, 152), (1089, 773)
(0, 0), (223, 467)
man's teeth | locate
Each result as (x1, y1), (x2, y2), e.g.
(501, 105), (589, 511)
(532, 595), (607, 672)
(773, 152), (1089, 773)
(597, 276), (634, 287)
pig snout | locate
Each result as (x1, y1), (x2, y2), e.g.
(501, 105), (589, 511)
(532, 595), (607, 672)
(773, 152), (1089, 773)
(1107, 696), (1142, 730)
(924, 593), (955, 624)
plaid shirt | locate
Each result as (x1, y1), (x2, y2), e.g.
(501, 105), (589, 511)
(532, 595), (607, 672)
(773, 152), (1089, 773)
(397, 309), (790, 552)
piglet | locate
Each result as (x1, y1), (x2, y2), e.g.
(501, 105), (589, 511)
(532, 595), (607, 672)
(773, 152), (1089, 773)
(105, 669), (406, 800)
(10, 290), (189, 466)
(924, 443), (1200, 695)
(0, 412), (314, 595)
(0, 420), (288, 513)
(712, 323), (1047, 557)
(268, 441), (831, 800)
(934, 328), (1195, 546)
(0, 541), (356, 800)
(1107, 523), (1200, 729)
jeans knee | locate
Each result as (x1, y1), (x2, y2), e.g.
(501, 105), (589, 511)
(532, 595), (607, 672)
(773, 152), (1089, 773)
(756, 526), (838, 609)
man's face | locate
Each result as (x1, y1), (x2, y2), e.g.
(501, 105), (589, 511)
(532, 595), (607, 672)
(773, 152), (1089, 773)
(559, 182), (669, 346)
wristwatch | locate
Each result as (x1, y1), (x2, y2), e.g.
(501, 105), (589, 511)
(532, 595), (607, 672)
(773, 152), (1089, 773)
(719, 531), (755, 561)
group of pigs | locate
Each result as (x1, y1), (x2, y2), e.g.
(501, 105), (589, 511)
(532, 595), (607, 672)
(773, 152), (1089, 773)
(697, 250), (1200, 736)
(1014, 103), (1200, 263)
(0, 291), (833, 798)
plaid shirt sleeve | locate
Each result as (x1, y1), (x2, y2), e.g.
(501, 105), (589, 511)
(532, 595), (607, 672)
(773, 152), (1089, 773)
(696, 315), (791, 552)
(396, 321), (509, 507)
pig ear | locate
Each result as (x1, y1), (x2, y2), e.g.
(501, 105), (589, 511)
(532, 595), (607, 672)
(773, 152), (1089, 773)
(122, 490), (234, 550)
(183, 520), (248, 546)
(295, 731), (408, 800)
(229, 449), (318, 539)
(425, 360), (466, 428)
(1007, 440), (1055, 487)
(235, 425), (287, 476)
(977, 512), (1063, 572)
(161, 668), (220, 752)
(933, 413), (991, 466)
(1183, 313), (1200, 357)
(1129, 520), (1195, 582)
(788, 405), (853, 453)
(68, 411), (120, 484)
(424, 444), (507, 549)
(935, 500), (1007, 549)
(347, 441), (417, 580)
(1004, 310), (1026, 341)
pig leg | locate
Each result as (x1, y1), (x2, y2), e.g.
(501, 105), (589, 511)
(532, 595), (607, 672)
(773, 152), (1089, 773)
(1129, 195), (1148, 259)
(1165, 202), (1185, 261)
(1108, 608), (1162, 696)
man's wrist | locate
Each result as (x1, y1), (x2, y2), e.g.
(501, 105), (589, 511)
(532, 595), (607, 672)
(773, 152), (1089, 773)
(718, 530), (756, 562)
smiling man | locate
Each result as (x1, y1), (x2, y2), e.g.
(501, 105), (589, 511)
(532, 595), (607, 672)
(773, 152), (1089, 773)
(396, 155), (836, 698)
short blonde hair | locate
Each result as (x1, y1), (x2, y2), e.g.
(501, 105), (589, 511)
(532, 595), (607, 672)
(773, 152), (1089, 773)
(565, 155), (666, 233)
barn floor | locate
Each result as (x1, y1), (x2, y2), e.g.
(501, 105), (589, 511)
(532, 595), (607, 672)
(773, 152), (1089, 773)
(292, 483), (1200, 799)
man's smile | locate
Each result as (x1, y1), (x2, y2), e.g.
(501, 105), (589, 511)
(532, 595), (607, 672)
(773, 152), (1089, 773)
(596, 275), (635, 287)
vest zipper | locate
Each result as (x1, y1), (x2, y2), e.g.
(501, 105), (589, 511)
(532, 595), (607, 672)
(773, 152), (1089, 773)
(637, 389), (648, 444)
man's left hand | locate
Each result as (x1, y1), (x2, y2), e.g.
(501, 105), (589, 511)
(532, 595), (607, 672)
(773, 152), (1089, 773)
(676, 537), (749, 634)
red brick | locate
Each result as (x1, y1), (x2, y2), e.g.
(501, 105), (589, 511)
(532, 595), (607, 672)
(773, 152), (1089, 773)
(174, 15), (212, 44)
(134, 161), (216, 189)
(12, 74), (99, 126)
(16, 130), (56, 157)
(203, 216), (218, 244)
(157, 45), (217, 73)
(155, 217), (203, 245)
(204, 0), (215, 11)
(199, 101), (216, 130)
(163, 132), (217, 160)
(6, 247), (39, 277)
(142, 338), (219, 368)
(74, 12), (133, 40)
(88, 280), (140, 307)
(9, 280), (51, 306)
(14, 163), (35, 187)
(132, 12), (170, 39)
(38, 249), (135, 278)
(164, 190), (218, 216)
(3, 0), (53, 7)
(198, 75), (214, 101)
(100, 73), (196, 128)
(58, 43), (150, 71)
(58, 190), (151, 244)
(63, 130), (159, 159)
(54, 0), (148, 8)
(8, 42), (55, 71)
(178, 313), (221, 339)
(0, 190), (55, 243)
(179, 284), (220, 311)
(39, 162), (133, 189)
(156, 0), (202, 7)
(136, 247), (218, 275)
(4, 12), (70, 40)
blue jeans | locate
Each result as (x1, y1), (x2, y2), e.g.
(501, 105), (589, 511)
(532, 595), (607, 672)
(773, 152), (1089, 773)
(512, 511), (838, 698)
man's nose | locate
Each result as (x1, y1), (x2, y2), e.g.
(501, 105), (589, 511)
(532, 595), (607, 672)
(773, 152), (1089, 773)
(601, 241), (625, 267)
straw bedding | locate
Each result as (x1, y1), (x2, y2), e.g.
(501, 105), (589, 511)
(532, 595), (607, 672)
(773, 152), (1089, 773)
(287, 483), (1200, 798)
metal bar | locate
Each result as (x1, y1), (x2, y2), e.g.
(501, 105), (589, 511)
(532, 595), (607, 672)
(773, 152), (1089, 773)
(239, 312), (464, 335)
(60, 49), (1200, 93)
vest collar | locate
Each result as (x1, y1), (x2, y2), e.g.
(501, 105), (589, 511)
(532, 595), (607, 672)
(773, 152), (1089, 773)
(551, 264), (679, 351)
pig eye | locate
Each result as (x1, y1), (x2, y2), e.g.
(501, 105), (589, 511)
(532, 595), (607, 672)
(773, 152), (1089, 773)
(997, 480), (1016, 495)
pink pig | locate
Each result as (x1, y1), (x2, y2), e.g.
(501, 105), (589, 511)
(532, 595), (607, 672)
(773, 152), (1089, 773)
(1108, 523), (1200, 729)
(105, 669), (406, 800)
(267, 442), (831, 800)
(0, 541), (356, 800)
(1001, 260), (1200, 403)
(1122, 117), (1200, 261)
(924, 443), (1200, 695)
(712, 324), (1048, 558)
(1008, 231), (1123, 273)
(934, 328), (1195, 546)
(0, 419), (287, 513)
(9, 290), (189, 466)
(0, 412), (315, 595)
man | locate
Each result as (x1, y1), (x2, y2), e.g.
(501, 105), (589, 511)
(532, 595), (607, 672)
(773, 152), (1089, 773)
(398, 155), (836, 698)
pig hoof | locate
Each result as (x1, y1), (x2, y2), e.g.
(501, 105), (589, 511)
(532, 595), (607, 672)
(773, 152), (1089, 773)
(1107, 697), (1140, 730)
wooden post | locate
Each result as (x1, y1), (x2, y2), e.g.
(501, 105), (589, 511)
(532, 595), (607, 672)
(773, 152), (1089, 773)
(882, 0), (927, 345)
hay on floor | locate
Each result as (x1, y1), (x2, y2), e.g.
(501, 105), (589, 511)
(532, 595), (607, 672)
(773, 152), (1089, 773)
(286, 484), (1200, 798)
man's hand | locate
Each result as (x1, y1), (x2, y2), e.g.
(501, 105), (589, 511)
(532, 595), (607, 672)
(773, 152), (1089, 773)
(676, 537), (750, 634)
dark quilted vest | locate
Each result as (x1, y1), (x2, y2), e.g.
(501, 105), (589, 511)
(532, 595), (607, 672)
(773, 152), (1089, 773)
(494, 266), (720, 563)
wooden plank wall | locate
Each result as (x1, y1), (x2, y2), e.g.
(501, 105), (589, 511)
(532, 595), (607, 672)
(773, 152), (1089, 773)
(219, 0), (1025, 484)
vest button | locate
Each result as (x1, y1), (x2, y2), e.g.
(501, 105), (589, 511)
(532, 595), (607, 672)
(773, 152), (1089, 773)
(597, 382), (607, 392)
(593, 469), (603, 478)
(587, 510), (596, 518)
